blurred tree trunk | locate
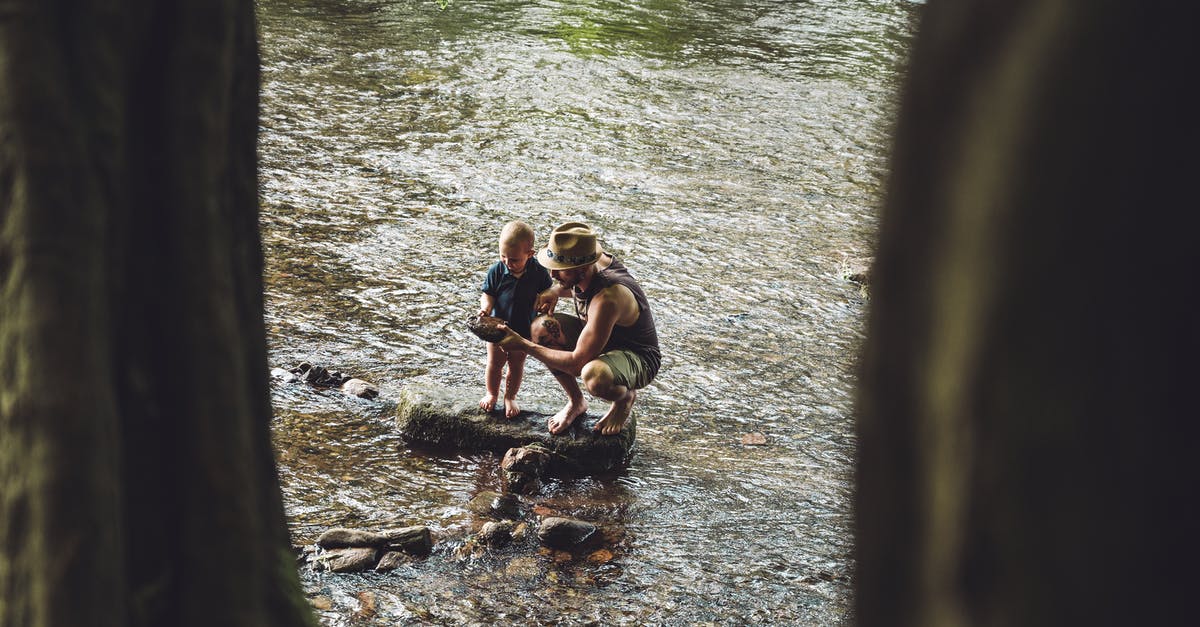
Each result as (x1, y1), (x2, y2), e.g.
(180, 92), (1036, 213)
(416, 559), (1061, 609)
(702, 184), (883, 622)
(857, 1), (1197, 626)
(1, 2), (314, 626)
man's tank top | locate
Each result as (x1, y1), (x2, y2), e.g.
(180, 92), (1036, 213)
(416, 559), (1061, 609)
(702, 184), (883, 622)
(573, 255), (661, 378)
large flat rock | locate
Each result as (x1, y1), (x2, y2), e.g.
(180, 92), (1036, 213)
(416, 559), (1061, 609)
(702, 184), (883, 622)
(395, 385), (635, 475)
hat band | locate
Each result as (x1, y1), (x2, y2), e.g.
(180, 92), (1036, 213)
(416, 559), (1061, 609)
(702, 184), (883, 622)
(545, 249), (598, 265)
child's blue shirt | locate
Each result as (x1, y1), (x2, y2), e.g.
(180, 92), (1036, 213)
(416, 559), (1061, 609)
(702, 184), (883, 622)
(481, 258), (552, 339)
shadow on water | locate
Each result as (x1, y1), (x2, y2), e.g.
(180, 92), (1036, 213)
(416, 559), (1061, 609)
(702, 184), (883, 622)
(258, 0), (919, 624)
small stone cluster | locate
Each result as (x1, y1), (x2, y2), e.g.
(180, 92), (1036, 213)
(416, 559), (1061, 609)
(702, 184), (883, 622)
(303, 526), (433, 573)
(271, 362), (379, 399)
(299, 385), (630, 579)
(452, 443), (611, 558)
(455, 489), (610, 561)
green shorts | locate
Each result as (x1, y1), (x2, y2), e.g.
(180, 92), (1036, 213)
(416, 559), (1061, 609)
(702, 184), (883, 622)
(543, 313), (655, 390)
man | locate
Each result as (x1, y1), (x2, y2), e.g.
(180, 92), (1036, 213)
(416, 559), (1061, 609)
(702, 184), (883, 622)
(497, 222), (660, 435)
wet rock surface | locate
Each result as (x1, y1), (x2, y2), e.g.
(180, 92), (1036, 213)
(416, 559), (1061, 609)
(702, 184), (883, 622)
(395, 384), (636, 475)
(290, 362), (353, 387)
(467, 491), (520, 520)
(373, 551), (411, 572)
(501, 444), (551, 475)
(315, 526), (433, 554)
(501, 444), (552, 494)
(303, 525), (433, 573)
(537, 517), (598, 550)
(340, 378), (379, 399)
(479, 521), (519, 546)
(316, 547), (379, 573)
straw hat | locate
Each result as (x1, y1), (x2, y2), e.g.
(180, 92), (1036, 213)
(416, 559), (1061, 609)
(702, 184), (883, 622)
(538, 222), (603, 270)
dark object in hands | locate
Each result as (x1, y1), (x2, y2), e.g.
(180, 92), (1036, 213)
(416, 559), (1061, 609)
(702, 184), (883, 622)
(467, 314), (507, 343)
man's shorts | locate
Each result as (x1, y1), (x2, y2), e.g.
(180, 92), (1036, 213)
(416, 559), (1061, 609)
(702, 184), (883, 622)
(540, 313), (656, 390)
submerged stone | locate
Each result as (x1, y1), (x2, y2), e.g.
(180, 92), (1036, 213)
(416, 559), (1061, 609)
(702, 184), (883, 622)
(537, 517), (597, 549)
(587, 548), (615, 564)
(505, 556), (541, 580)
(504, 470), (541, 495)
(395, 384), (636, 475)
(467, 491), (519, 519)
(479, 520), (518, 546)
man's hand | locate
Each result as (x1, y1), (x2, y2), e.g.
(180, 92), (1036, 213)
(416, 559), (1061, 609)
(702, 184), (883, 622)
(535, 290), (559, 315)
(495, 323), (528, 352)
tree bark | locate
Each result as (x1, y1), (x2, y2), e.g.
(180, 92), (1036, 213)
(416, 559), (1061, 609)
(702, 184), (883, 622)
(1, 2), (314, 626)
(857, 2), (1198, 626)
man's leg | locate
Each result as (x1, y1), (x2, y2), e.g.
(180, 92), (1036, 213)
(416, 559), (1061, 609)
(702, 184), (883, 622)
(582, 359), (636, 435)
(546, 369), (588, 434)
(531, 313), (588, 434)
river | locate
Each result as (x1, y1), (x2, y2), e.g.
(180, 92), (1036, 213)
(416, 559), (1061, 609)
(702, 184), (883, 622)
(257, 0), (919, 624)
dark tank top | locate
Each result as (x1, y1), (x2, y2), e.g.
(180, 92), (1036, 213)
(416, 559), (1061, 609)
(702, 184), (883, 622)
(573, 255), (661, 378)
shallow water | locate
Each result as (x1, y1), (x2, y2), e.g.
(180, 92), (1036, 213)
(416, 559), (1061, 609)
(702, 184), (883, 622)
(258, 0), (919, 624)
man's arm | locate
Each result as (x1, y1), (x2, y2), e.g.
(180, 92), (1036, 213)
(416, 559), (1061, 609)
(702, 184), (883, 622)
(534, 285), (569, 314)
(501, 285), (631, 376)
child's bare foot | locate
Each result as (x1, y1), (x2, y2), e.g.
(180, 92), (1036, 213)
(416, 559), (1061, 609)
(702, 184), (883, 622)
(594, 390), (636, 435)
(547, 399), (588, 435)
(504, 397), (521, 418)
(479, 393), (498, 412)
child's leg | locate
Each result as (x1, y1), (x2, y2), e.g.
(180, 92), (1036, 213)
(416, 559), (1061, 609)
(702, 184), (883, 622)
(479, 342), (503, 412)
(502, 351), (528, 418)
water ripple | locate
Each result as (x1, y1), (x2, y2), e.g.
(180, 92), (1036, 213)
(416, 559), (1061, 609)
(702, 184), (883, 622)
(259, 0), (917, 623)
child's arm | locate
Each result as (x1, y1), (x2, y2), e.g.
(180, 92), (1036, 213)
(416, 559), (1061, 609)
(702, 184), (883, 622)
(479, 292), (495, 318)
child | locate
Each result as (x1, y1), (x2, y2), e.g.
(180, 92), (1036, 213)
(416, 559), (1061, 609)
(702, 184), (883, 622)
(478, 221), (552, 417)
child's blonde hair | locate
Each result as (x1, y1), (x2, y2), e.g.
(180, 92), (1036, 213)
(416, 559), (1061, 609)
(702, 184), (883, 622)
(500, 220), (536, 249)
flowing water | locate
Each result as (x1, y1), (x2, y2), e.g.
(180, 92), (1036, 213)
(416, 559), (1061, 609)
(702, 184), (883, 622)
(257, 0), (919, 624)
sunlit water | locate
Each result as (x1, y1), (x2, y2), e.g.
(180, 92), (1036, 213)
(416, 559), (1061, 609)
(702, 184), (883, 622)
(258, 0), (919, 624)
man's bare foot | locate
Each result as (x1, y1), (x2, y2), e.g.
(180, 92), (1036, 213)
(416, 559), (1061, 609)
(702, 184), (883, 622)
(504, 397), (521, 418)
(547, 400), (588, 435)
(479, 394), (498, 412)
(594, 389), (636, 435)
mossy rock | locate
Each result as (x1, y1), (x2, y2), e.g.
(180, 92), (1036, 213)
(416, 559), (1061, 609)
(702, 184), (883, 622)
(395, 385), (635, 475)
